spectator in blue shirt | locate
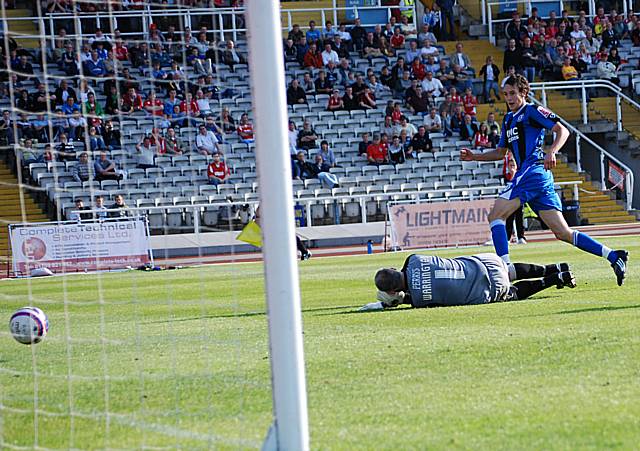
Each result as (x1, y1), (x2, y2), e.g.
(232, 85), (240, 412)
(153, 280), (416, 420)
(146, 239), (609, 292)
(317, 140), (337, 167)
(306, 20), (321, 44)
(83, 51), (106, 77)
(61, 96), (79, 115)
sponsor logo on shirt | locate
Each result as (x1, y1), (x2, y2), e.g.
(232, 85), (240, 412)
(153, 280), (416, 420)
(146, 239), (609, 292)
(506, 127), (519, 143)
(536, 106), (556, 119)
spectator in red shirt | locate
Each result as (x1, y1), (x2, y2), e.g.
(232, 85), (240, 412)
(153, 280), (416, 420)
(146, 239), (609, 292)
(391, 102), (403, 123)
(326, 89), (344, 111)
(149, 127), (167, 154)
(144, 91), (164, 117)
(473, 122), (491, 149)
(303, 44), (323, 69)
(207, 152), (230, 186)
(449, 87), (461, 105)
(121, 87), (143, 114)
(236, 113), (255, 143)
(462, 87), (477, 117)
(180, 92), (200, 119)
(390, 27), (405, 49)
(366, 133), (388, 166)
(410, 57), (426, 80)
(114, 38), (129, 61)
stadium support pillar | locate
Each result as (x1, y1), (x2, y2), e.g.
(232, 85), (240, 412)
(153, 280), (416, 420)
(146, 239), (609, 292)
(246, 1), (310, 451)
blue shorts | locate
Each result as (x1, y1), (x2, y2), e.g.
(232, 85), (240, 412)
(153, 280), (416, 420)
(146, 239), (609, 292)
(499, 165), (562, 214)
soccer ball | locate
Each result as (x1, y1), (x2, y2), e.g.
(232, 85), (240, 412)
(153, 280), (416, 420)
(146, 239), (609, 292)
(9, 307), (49, 345)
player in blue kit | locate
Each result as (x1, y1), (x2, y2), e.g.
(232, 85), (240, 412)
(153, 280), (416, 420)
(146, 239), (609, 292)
(359, 253), (576, 311)
(460, 74), (628, 286)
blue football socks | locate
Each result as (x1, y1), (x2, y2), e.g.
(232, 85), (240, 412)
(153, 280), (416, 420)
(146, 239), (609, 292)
(572, 231), (615, 263)
(490, 219), (510, 263)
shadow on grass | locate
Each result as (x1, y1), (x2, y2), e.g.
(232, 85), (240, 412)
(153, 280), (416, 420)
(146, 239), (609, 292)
(146, 305), (361, 323)
(315, 306), (415, 316)
(556, 304), (640, 315)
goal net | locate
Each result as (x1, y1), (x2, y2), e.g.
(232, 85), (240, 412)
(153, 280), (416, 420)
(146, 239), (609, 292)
(0, 1), (307, 449)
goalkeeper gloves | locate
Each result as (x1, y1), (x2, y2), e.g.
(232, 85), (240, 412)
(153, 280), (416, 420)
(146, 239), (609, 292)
(359, 301), (385, 312)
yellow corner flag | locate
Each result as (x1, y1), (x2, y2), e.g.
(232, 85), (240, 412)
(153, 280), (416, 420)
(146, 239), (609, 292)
(237, 220), (263, 248)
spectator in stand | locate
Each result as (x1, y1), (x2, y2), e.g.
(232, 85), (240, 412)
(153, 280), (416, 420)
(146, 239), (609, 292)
(388, 135), (405, 165)
(505, 13), (527, 43)
(306, 20), (322, 44)
(350, 17), (367, 51)
(394, 115), (418, 138)
(450, 104), (465, 133)
(310, 154), (339, 188)
(503, 39), (523, 73)
(19, 138), (42, 167)
(520, 37), (539, 82)
(102, 120), (121, 150)
(121, 87), (144, 114)
(217, 107), (236, 134)
(93, 195), (108, 220)
(317, 140), (337, 168)
(71, 152), (92, 183)
(321, 43), (339, 66)
(301, 72), (316, 95)
(14, 55), (36, 83)
(462, 87), (478, 117)
(390, 102), (403, 123)
(408, 126), (433, 154)
(342, 85), (359, 111)
(358, 86), (377, 110)
(207, 152), (230, 186)
(418, 24), (438, 45)
(165, 128), (184, 155)
(53, 133), (75, 160)
(109, 194), (130, 219)
(460, 114), (478, 141)
(180, 91), (200, 122)
(327, 89), (344, 111)
(295, 36), (310, 64)
(315, 70), (334, 95)
(149, 127), (166, 154)
(390, 27), (405, 49)
(94, 151), (123, 181)
(54, 80), (75, 106)
(473, 122), (492, 149)
(134, 136), (157, 169)
(437, 0), (455, 40)
(405, 41), (421, 65)
(323, 20), (337, 43)
(288, 24), (304, 43)
(423, 107), (442, 133)
(284, 39), (298, 65)
(303, 43), (323, 69)
(358, 132), (370, 156)
(297, 120), (318, 151)
(602, 22), (620, 48)
(381, 115), (395, 137)
(292, 151), (315, 180)
(287, 79), (307, 106)
(83, 50), (106, 77)
(59, 43), (79, 76)
(222, 39), (247, 69)
(195, 124), (221, 155)
(332, 35), (350, 59)
(483, 111), (501, 135)
(561, 57), (579, 80)
(68, 198), (92, 221)
(287, 120), (299, 157)
(451, 42), (472, 72)
(237, 113), (255, 143)
(88, 126), (106, 151)
(407, 86), (431, 116)
(367, 133), (388, 166)
(436, 59), (454, 89)
(480, 55), (501, 102)
(362, 32), (383, 61)
(421, 71), (445, 100)
(68, 109), (87, 141)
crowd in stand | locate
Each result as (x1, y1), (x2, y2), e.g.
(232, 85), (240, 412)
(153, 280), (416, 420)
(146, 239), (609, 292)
(0, 2), (638, 223)
(500, 7), (639, 85)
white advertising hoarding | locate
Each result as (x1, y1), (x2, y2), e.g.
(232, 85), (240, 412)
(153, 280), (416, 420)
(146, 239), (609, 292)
(9, 218), (152, 276)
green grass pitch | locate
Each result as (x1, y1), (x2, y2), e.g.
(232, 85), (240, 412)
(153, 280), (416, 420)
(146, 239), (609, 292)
(1, 237), (639, 450)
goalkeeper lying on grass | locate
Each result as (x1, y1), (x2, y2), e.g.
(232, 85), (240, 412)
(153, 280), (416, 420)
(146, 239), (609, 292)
(360, 253), (576, 311)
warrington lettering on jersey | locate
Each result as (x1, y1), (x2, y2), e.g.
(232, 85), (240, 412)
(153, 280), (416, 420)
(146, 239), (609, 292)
(410, 257), (432, 302)
(405, 207), (490, 227)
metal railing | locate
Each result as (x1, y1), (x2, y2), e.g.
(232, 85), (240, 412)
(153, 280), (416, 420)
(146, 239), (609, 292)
(530, 79), (640, 133)
(527, 91), (635, 210)
(1, 3), (417, 48)
(66, 180), (583, 233)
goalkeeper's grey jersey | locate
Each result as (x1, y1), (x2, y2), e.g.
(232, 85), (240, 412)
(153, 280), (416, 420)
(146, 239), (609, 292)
(403, 254), (509, 307)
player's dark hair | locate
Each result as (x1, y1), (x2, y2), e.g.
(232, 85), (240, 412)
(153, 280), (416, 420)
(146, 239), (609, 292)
(375, 268), (404, 292)
(503, 74), (530, 96)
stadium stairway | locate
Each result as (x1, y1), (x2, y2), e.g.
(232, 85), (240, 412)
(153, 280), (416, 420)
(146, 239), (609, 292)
(3, 9), (40, 49)
(553, 157), (636, 225)
(0, 160), (49, 257)
(281, 0), (342, 29)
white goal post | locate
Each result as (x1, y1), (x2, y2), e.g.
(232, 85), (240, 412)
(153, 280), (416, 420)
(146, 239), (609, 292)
(246, 1), (310, 450)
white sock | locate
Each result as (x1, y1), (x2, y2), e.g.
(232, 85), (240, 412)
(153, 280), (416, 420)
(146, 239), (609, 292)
(601, 245), (612, 259)
(507, 263), (516, 281)
(500, 254), (511, 264)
